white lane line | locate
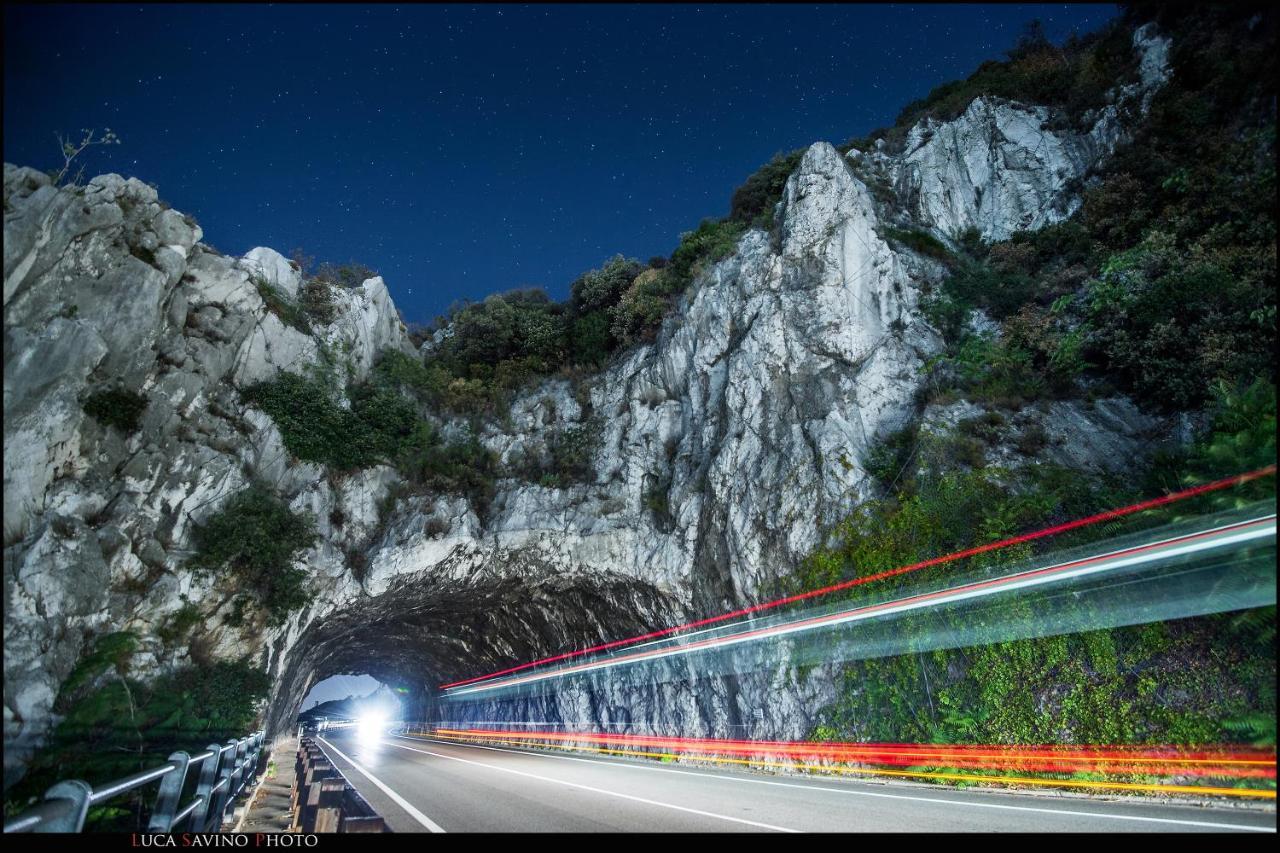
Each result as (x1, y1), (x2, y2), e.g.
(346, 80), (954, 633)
(316, 736), (446, 833)
(400, 736), (1277, 834)
(384, 738), (798, 832)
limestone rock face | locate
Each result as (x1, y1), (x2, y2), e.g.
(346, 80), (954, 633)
(918, 396), (1182, 476)
(240, 247), (301, 299)
(2, 164), (412, 783)
(3, 22), (1178, 786)
(857, 23), (1173, 241)
(264, 140), (941, 739)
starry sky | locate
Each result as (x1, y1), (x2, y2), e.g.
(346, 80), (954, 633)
(4, 3), (1119, 324)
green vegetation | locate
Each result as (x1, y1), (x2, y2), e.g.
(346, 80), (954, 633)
(242, 357), (500, 515)
(918, 5), (1275, 414)
(862, 424), (918, 491)
(1142, 378), (1277, 510)
(252, 274), (311, 334)
(5, 632), (268, 830)
(728, 148), (805, 227)
(882, 226), (954, 265)
(298, 277), (338, 325)
(189, 485), (316, 626)
(417, 216), (747, 413)
(812, 616), (1273, 751)
(155, 601), (203, 648)
(82, 387), (148, 433)
(52, 127), (121, 187)
(795, 369), (1276, 757)
(242, 372), (385, 469)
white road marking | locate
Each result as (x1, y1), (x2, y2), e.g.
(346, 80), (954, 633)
(399, 736), (1277, 833)
(383, 738), (799, 832)
(316, 736), (446, 833)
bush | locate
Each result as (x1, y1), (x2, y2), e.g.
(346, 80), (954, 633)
(242, 373), (381, 469)
(728, 149), (805, 227)
(1145, 378), (1278, 510)
(570, 310), (613, 366)
(666, 218), (746, 293)
(944, 260), (1037, 320)
(83, 387), (148, 433)
(547, 422), (597, 484)
(570, 255), (644, 314)
(936, 332), (1047, 407)
(313, 261), (377, 290)
(156, 602), (203, 648)
(424, 289), (573, 409)
(611, 268), (671, 345)
(864, 425), (918, 491)
(882, 226), (954, 265)
(394, 422), (498, 516)
(854, 17), (1138, 154)
(1084, 243), (1274, 410)
(299, 278), (338, 325)
(189, 485), (316, 626)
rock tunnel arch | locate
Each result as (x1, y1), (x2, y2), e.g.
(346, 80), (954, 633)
(264, 572), (686, 736)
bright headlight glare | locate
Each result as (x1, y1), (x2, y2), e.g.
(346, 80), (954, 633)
(357, 711), (388, 742)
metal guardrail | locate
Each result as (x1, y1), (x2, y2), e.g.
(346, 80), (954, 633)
(294, 738), (388, 832)
(4, 731), (267, 834)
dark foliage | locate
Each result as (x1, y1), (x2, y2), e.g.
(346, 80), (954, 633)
(189, 485), (316, 626)
(83, 387), (148, 433)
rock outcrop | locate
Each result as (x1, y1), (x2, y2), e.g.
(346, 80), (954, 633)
(853, 23), (1172, 241)
(3, 23), (1176, 787)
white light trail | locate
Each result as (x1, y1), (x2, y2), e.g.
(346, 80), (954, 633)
(445, 513), (1276, 698)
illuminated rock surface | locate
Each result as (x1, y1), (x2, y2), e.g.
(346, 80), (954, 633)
(2, 23), (1175, 785)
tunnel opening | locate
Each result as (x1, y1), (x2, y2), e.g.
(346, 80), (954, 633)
(266, 571), (687, 737)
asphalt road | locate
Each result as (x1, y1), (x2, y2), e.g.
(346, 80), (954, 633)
(315, 731), (1276, 833)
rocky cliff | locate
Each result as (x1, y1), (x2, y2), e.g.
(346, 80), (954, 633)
(3, 24), (1173, 786)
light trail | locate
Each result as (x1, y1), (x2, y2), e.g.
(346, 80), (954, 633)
(430, 729), (1276, 778)
(442, 512), (1276, 696)
(415, 730), (1278, 800)
(440, 465), (1277, 690)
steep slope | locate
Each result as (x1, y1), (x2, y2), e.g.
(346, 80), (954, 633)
(4, 20), (1181, 789)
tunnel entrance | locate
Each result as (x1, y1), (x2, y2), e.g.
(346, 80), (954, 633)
(265, 571), (685, 736)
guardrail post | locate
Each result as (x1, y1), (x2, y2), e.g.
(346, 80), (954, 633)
(206, 739), (239, 830)
(228, 737), (249, 801)
(245, 733), (264, 791)
(312, 779), (346, 832)
(147, 752), (191, 832)
(188, 743), (224, 831)
(292, 742), (320, 820)
(33, 780), (92, 833)
(299, 761), (334, 832)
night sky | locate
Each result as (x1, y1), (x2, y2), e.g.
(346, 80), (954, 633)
(4, 3), (1119, 325)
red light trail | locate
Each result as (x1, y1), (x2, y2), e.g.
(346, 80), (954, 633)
(413, 728), (1277, 798)
(414, 727), (1274, 794)
(431, 728), (1276, 778)
(440, 465), (1276, 690)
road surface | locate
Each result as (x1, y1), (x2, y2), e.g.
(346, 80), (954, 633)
(315, 731), (1276, 833)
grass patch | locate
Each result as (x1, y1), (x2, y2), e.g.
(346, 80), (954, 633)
(252, 275), (311, 334)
